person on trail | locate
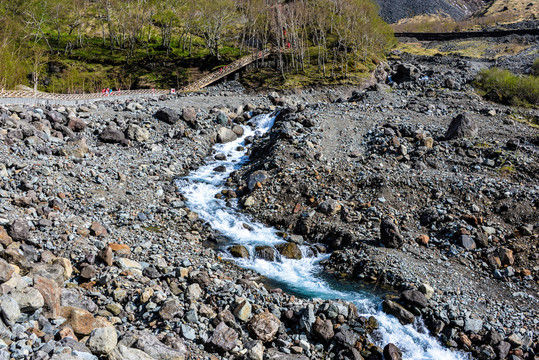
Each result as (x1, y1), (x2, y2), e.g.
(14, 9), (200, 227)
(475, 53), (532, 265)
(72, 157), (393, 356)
(102, 88), (106, 96)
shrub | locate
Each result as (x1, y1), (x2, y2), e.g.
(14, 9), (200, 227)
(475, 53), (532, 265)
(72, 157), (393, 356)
(475, 67), (539, 107)
(532, 57), (539, 76)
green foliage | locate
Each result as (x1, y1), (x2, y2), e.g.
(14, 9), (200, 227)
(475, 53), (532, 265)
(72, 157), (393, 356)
(475, 67), (539, 108)
(0, 0), (395, 92)
(532, 57), (539, 76)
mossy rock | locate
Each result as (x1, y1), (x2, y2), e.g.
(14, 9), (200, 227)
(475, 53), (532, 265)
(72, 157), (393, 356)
(275, 242), (302, 260)
(229, 245), (249, 258)
(255, 246), (275, 261)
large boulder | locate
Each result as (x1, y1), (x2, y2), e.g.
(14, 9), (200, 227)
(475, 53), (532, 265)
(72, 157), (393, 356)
(313, 317), (334, 342)
(380, 217), (404, 248)
(100, 126), (125, 144)
(248, 311), (280, 342)
(384, 343), (403, 360)
(87, 327), (118, 355)
(229, 245), (249, 259)
(155, 108), (180, 124)
(400, 290), (428, 309)
(217, 127), (238, 143)
(182, 107), (197, 128)
(119, 331), (187, 360)
(8, 218), (29, 242)
(445, 113), (478, 140)
(126, 124), (150, 142)
(394, 63), (421, 83)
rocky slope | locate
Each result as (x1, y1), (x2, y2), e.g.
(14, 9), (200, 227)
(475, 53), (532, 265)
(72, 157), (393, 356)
(228, 55), (539, 359)
(0, 84), (426, 360)
(374, 0), (487, 23)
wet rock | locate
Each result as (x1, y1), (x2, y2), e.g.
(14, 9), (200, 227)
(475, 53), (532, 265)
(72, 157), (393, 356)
(383, 343), (402, 360)
(209, 322), (238, 352)
(87, 327), (118, 355)
(230, 245), (249, 258)
(217, 127), (237, 143)
(232, 125), (244, 136)
(255, 246), (275, 261)
(248, 311), (280, 342)
(382, 300), (414, 325)
(380, 217), (404, 248)
(8, 218), (29, 242)
(318, 199), (342, 216)
(276, 242), (302, 260)
(155, 108), (180, 124)
(445, 113), (478, 140)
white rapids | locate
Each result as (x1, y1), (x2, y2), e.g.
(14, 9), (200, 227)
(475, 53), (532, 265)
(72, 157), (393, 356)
(177, 112), (468, 360)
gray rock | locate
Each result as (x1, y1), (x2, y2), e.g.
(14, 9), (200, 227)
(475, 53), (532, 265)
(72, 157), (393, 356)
(155, 108), (180, 124)
(445, 113), (478, 140)
(384, 343), (403, 360)
(182, 107), (197, 128)
(313, 317), (334, 342)
(299, 304), (315, 333)
(0, 259), (14, 283)
(245, 340), (264, 360)
(400, 290), (428, 309)
(233, 300), (252, 322)
(120, 331), (187, 360)
(108, 345), (154, 360)
(8, 219), (29, 242)
(186, 283), (202, 301)
(248, 311), (280, 342)
(125, 124), (150, 142)
(318, 199), (342, 216)
(0, 295), (20, 325)
(209, 322), (238, 352)
(458, 235), (476, 250)
(99, 126), (125, 144)
(334, 328), (358, 348)
(11, 287), (45, 312)
(248, 170), (269, 191)
(494, 341), (511, 359)
(87, 327), (117, 355)
(217, 127), (237, 143)
(464, 317), (483, 333)
(181, 324), (196, 341)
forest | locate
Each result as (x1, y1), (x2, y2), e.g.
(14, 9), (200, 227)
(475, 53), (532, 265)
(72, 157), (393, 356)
(0, 0), (395, 92)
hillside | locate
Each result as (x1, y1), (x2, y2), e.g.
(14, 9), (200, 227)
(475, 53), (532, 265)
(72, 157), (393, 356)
(373, 0), (487, 23)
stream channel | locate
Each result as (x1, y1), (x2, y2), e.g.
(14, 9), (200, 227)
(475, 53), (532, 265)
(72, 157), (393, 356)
(176, 112), (468, 360)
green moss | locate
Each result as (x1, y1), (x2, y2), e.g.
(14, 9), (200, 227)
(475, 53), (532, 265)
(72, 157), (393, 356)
(475, 68), (539, 108)
(142, 226), (164, 233)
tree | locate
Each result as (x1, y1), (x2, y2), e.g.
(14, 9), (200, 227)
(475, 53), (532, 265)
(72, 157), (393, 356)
(193, 0), (236, 59)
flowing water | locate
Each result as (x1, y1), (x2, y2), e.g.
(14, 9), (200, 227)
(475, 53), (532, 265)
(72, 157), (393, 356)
(177, 113), (467, 360)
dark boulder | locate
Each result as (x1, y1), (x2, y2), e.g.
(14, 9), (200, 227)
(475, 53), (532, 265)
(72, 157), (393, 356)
(380, 217), (403, 248)
(445, 113), (478, 140)
(155, 108), (180, 124)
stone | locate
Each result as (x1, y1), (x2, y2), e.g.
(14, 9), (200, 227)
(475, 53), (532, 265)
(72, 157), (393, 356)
(61, 138), (90, 158)
(8, 218), (29, 242)
(464, 317), (483, 333)
(29, 263), (65, 286)
(80, 264), (97, 280)
(34, 276), (61, 318)
(99, 126), (125, 144)
(209, 322), (238, 352)
(276, 242), (302, 260)
(182, 107), (197, 127)
(98, 245), (113, 266)
(299, 304), (315, 333)
(313, 317), (334, 342)
(247, 170), (268, 191)
(415, 234), (429, 246)
(507, 333), (522, 347)
(142, 266), (160, 279)
(0, 258), (14, 283)
(155, 108), (180, 124)
(494, 341), (511, 359)
(334, 328), (358, 348)
(181, 324), (196, 340)
(458, 235), (476, 250)
(418, 283), (434, 300)
(382, 300), (414, 325)
(11, 287), (44, 312)
(115, 258), (142, 272)
(52, 258), (73, 280)
(232, 125), (244, 136)
(234, 300), (252, 322)
(217, 127), (237, 143)
(384, 343), (402, 360)
(400, 290), (428, 309)
(248, 311), (280, 342)
(186, 283), (202, 301)
(445, 113), (478, 140)
(126, 124), (150, 142)
(229, 245), (249, 258)
(255, 246), (275, 261)
(0, 226), (13, 247)
(61, 306), (95, 335)
(498, 247), (514, 266)
(159, 299), (182, 321)
(380, 217), (404, 248)
(245, 340), (264, 360)
(87, 327), (117, 355)
(67, 118), (86, 132)
(90, 222), (108, 237)
(109, 345), (154, 360)
(0, 295), (20, 325)
(318, 199), (342, 216)
(122, 331), (187, 360)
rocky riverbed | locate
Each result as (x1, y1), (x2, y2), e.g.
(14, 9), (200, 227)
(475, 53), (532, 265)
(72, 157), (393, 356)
(0, 50), (537, 360)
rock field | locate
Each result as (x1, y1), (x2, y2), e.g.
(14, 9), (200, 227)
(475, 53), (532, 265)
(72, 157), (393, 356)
(0, 50), (537, 360)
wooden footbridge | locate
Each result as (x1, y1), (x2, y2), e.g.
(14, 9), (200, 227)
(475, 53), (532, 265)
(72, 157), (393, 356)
(0, 49), (271, 105)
